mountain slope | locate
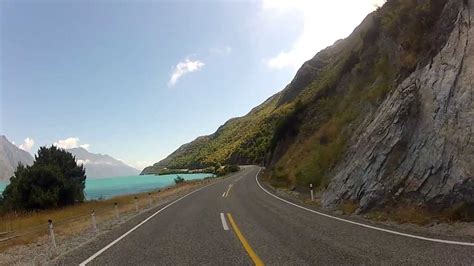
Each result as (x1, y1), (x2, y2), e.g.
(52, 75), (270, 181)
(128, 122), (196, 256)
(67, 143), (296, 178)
(68, 147), (139, 178)
(144, 0), (473, 216)
(0, 135), (34, 180)
(141, 93), (284, 173)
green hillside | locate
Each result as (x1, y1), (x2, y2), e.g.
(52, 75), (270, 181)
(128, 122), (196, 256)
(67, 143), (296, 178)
(143, 0), (455, 191)
(141, 94), (288, 173)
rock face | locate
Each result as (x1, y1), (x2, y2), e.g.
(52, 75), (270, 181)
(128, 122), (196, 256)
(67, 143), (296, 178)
(67, 147), (139, 178)
(0, 135), (34, 180)
(323, 1), (473, 211)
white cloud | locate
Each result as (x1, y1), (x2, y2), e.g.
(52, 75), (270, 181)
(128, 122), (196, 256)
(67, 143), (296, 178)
(18, 137), (34, 152)
(209, 46), (232, 56)
(262, 0), (386, 70)
(77, 159), (118, 166)
(168, 58), (205, 87)
(117, 158), (151, 171)
(77, 159), (91, 165)
(127, 160), (153, 171)
(53, 137), (90, 150)
(80, 144), (90, 150)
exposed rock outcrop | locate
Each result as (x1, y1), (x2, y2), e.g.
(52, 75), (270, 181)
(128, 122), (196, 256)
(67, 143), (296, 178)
(323, 0), (473, 212)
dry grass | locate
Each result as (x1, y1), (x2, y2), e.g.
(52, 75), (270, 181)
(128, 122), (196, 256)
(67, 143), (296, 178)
(365, 205), (434, 225)
(391, 205), (433, 225)
(303, 198), (321, 207)
(339, 201), (359, 215)
(0, 179), (213, 250)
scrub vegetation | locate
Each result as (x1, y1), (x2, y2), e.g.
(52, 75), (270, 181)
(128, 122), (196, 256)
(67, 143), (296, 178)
(145, 0), (446, 189)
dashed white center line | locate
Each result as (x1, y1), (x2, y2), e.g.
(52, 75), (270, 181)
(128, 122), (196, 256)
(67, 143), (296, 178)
(224, 184), (233, 197)
(220, 213), (229, 231)
(222, 192), (226, 197)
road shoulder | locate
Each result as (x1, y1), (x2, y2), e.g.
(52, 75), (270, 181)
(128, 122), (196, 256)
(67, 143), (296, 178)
(256, 173), (474, 244)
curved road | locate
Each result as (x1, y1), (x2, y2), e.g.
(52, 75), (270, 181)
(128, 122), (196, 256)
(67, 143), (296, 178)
(65, 166), (473, 265)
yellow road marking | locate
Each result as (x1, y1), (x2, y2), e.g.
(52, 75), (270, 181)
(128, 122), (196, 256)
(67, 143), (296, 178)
(225, 184), (233, 198)
(227, 213), (264, 266)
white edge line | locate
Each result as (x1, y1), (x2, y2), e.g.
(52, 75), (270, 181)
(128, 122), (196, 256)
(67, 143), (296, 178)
(221, 213), (229, 231)
(79, 182), (219, 266)
(254, 167), (474, 247)
(222, 192), (226, 197)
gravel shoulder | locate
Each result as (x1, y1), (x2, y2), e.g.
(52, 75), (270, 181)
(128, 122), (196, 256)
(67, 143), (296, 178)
(258, 176), (474, 243)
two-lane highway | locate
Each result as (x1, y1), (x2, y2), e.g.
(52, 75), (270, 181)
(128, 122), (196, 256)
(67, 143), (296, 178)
(67, 166), (473, 265)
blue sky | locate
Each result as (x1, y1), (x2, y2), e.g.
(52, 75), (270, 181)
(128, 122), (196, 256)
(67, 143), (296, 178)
(1, 0), (383, 170)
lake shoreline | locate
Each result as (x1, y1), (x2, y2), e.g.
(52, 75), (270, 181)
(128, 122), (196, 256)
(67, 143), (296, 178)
(0, 173), (214, 200)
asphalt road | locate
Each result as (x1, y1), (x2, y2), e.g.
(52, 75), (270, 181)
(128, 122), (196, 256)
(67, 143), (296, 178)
(64, 166), (474, 265)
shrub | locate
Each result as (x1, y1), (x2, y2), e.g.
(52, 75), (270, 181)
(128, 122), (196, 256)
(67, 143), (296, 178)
(443, 203), (474, 222)
(225, 165), (240, 173)
(214, 164), (240, 176)
(271, 100), (305, 150)
(340, 201), (359, 214)
(174, 176), (185, 184)
(270, 166), (291, 188)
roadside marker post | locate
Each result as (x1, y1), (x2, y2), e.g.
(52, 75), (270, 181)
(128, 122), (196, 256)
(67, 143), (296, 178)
(91, 210), (98, 234)
(310, 184), (314, 201)
(148, 193), (152, 208)
(134, 196), (139, 212)
(48, 219), (57, 257)
(114, 203), (119, 219)
(155, 190), (161, 202)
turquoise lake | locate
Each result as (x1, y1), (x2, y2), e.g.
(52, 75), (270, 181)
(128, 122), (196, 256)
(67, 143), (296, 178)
(0, 173), (213, 200)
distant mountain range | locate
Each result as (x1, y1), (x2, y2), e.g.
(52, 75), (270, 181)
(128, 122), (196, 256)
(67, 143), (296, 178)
(0, 135), (138, 180)
(67, 147), (139, 178)
(0, 135), (34, 180)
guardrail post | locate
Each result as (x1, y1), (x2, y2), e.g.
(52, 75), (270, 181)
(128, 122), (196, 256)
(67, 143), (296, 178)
(48, 219), (57, 257)
(148, 193), (153, 208)
(310, 184), (314, 201)
(134, 196), (139, 212)
(91, 210), (98, 234)
(114, 203), (119, 219)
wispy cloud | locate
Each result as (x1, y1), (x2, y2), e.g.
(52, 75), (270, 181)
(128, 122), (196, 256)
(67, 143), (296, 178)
(53, 137), (90, 150)
(209, 46), (232, 56)
(126, 160), (153, 171)
(262, 0), (385, 70)
(168, 58), (205, 87)
(18, 137), (34, 152)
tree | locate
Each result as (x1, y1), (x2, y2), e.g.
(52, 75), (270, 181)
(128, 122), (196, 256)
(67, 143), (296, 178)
(2, 146), (86, 210)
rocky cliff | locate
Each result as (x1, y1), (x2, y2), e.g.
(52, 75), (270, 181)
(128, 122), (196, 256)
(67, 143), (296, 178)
(323, 0), (473, 212)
